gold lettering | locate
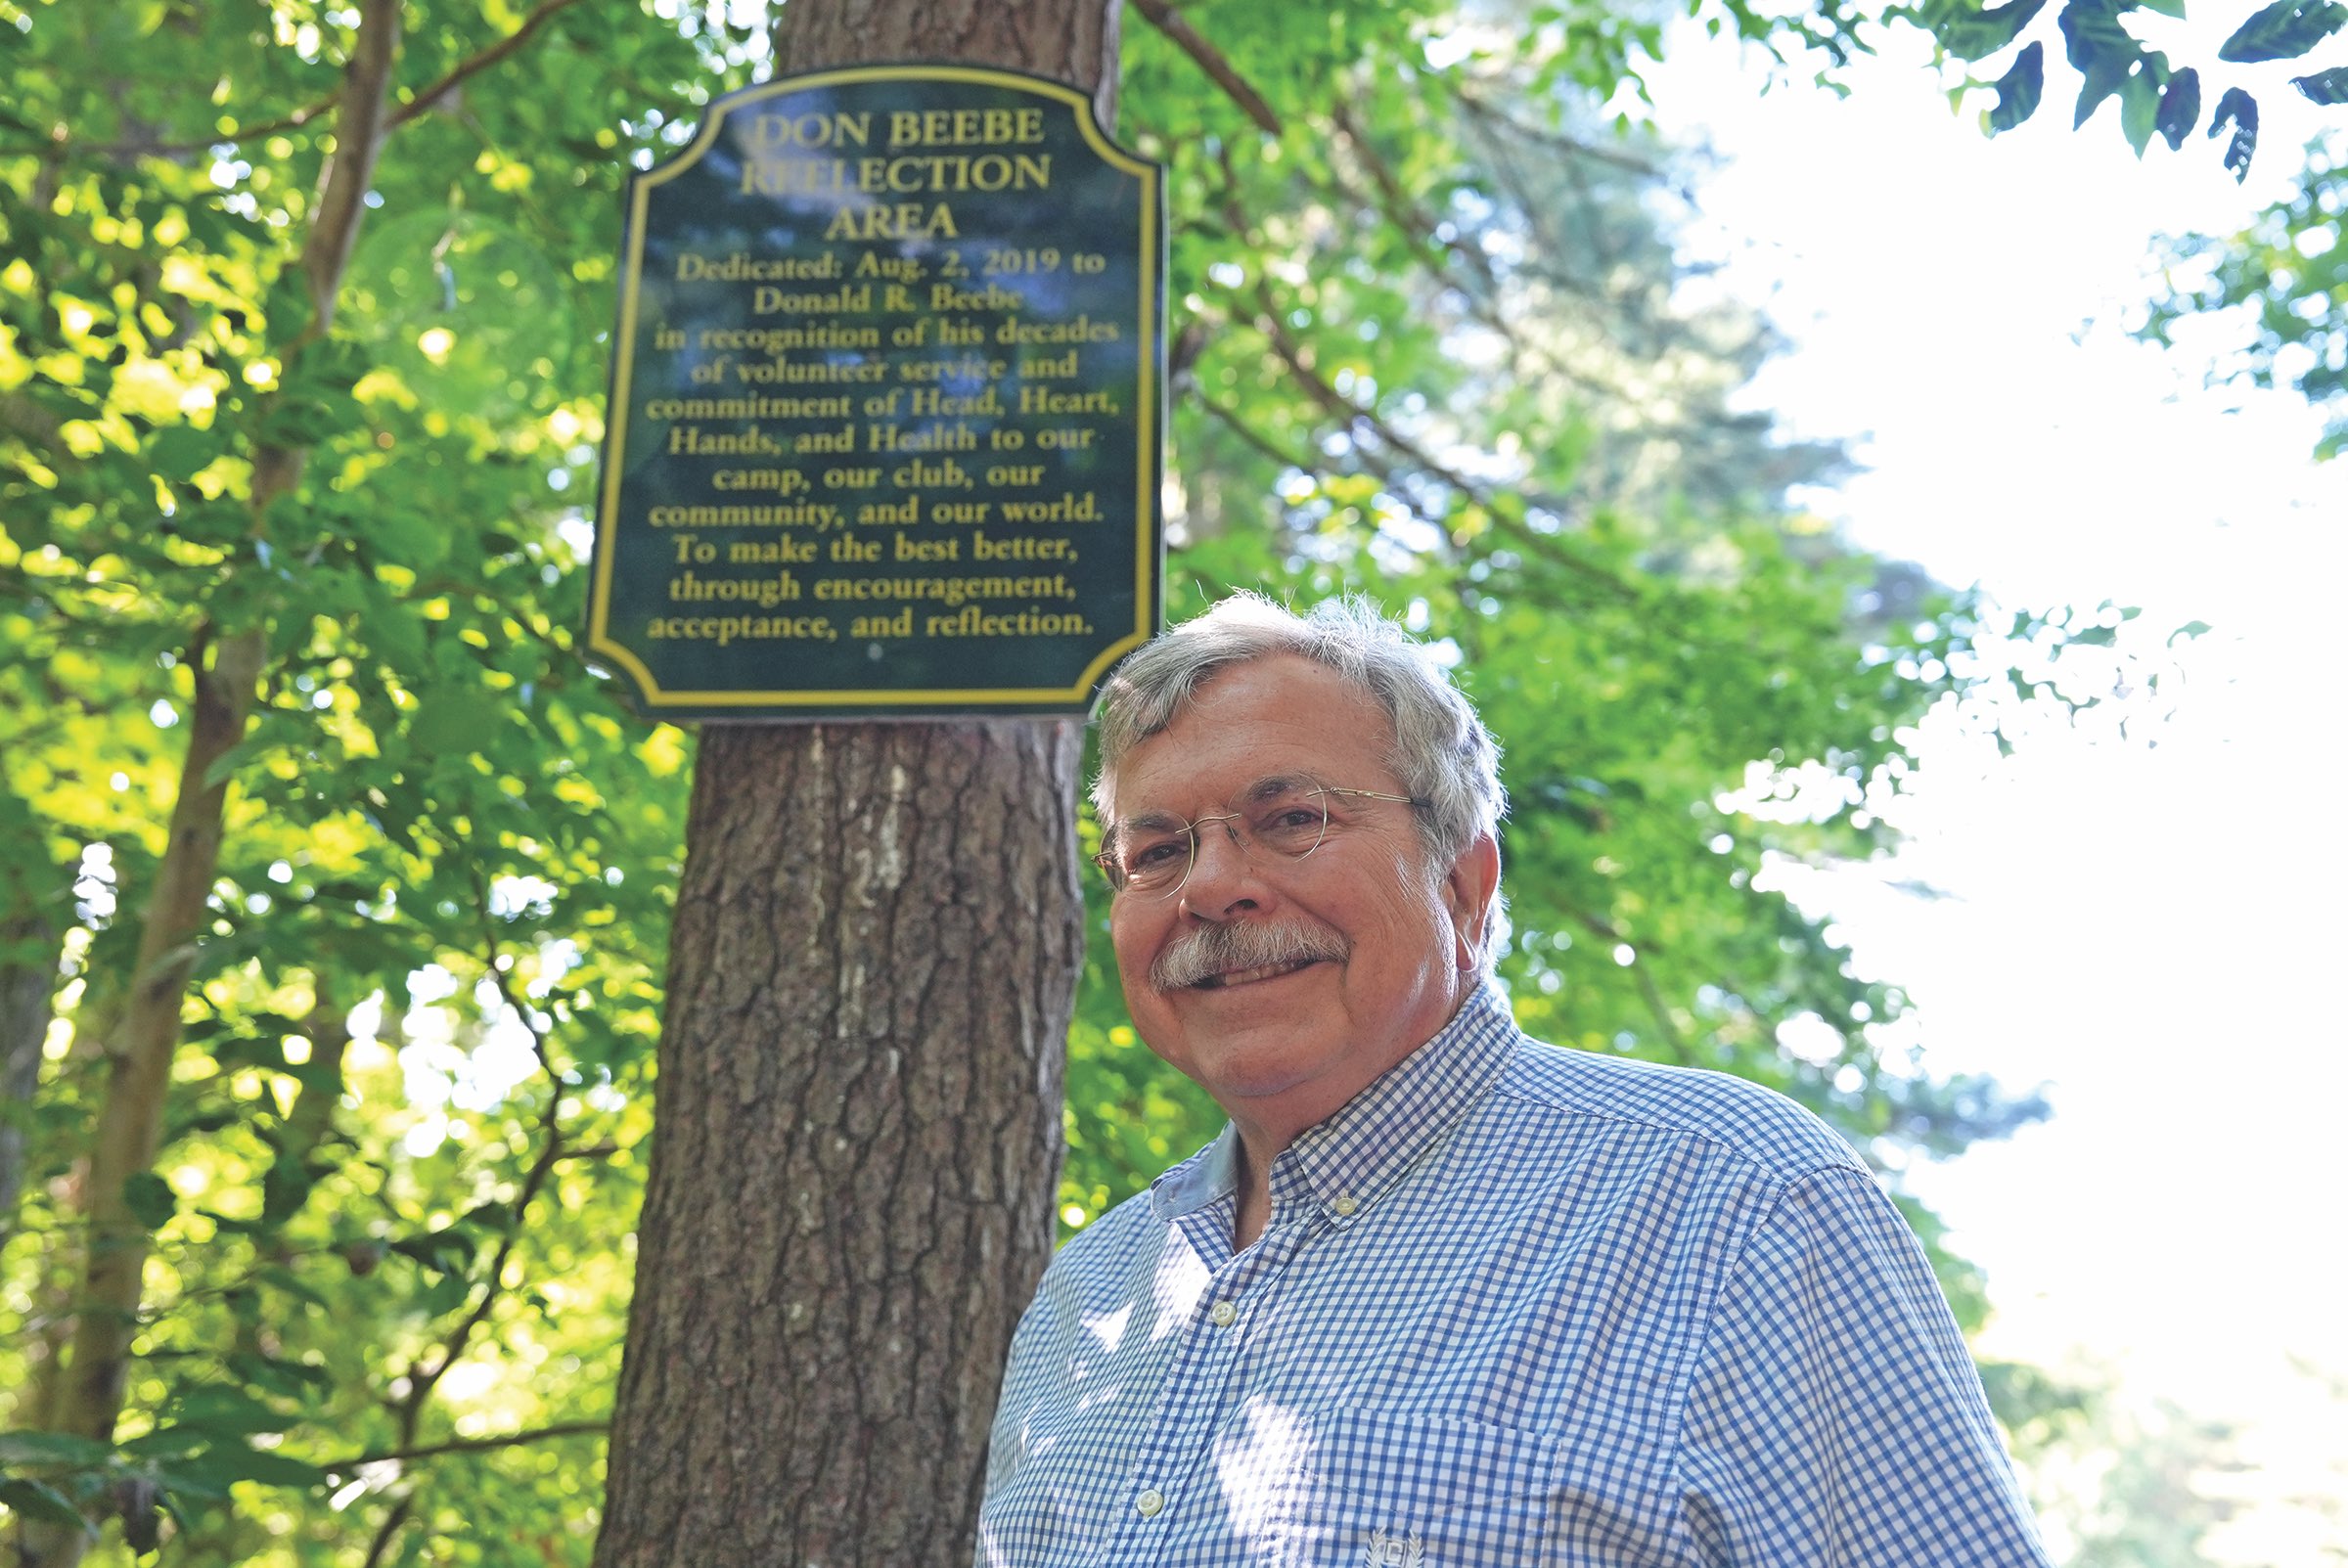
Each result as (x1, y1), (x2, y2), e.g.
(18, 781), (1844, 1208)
(823, 202), (959, 242)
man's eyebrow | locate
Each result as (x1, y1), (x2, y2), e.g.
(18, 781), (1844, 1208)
(1112, 776), (1314, 833)
(1242, 773), (1316, 802)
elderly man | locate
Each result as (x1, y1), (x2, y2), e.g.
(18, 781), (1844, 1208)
(977, 595), (2049, 1566)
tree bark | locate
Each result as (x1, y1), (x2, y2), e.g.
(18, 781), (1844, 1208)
(769, 0), (1119, 114)
(594, 717), (1087, 1566)
(0, 905), (59, 1258)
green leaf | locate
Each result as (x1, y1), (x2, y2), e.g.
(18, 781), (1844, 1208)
(256, 1265), (332, 1309)
(0, 1478), (92, 1533)
(389, 1228), (477, 1277)
(2289, 64), (2348, 99)
(147, 426), (221, 483)
(1939, 0), (2050, 59)
(2156, 67), (2202, 145)
(1989, 41), (2048, 129)
(2122, 62), (2150, 152)
(2205, 86), (2259, 179)
(260, 269), (315, 349)
(166, 1384), (295, 1435)
(183, 1444), (326, 1490)
(260, 1156), (314, 1226)
(226, 1352), (333, 1400)
(144, 1458), (229, 1501)
(169, 1107), (241, 1140)
(118, 1426), (210, 1461)
(120, 1171), (178, 1231)
(405, 691), (504, 754)
(0, 1432), (114, 1468)
(2168, 619), (2214, 645)
(2120, 63), (2162, 153)
(287, 1055), (344, 1098)
(2216, 0), (2346, 60)
(2059, 0), (2139, 124)
(2072, 63), (2128, 129)
(365, 593), (429, 674)
(463, 1199), (516, 1232)
(364, 507), (453, 571)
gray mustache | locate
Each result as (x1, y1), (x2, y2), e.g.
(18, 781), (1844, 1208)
(1149, 921), (1350, 990)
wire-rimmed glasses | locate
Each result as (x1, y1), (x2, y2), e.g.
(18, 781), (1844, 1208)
(1094, 775), (1430, 898)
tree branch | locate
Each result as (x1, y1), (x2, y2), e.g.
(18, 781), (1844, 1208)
(1194, 148), (1635, 600)
(1202, 147), (1508, 518)
(360, 1493), (413, 1568)
(1193, 389), (1317, 474)
(379, 1104), (565, 1473)
(1129, 0), (1284, 134)
(386, 0), (591, 130)
(1242, 271), (1649, 601)
(1247, 281), (1490, 506)
(5, 98), (339, 160)
(468, 865), (562, 1139)
(327, 1420), (608, 1472)
(1328, 99), (1503, 300)
(1566, 906), (1692, 1063)
(1192, 338), (1492, 564)
(298, 0), (401, 329)
(1448, 83), (1670, 182)
(368, 863), (574, 1516)
(1310, 100), (1614, 402)
(33, 0), (584, 162)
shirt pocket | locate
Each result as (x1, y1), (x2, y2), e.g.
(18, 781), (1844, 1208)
(1277, 1407), (1556, 1568)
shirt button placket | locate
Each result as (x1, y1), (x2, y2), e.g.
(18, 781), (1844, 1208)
(1116, 1262), (1253, 1553)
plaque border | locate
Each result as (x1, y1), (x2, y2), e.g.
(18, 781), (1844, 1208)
(586, 64), (1165, 717)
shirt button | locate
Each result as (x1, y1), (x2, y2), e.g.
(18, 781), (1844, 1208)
(1209, 1299), (1237, 1326)
(1332, 1194), (1359, 1217)
(1135, 1487), (1165, 1517)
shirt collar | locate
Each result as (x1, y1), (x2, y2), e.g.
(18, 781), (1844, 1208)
(1149, 982), (1519, 1225)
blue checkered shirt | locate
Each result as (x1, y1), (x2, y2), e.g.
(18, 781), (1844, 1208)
(977, 985), (2050, 1565)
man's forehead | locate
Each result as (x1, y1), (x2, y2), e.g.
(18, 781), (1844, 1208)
(1107, 655), (1396, 814)
(1176, 652), (1379, 727)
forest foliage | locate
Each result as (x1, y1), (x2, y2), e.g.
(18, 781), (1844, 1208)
(0, 0), (2325, 1562)
(2143, 130), (2348, 453)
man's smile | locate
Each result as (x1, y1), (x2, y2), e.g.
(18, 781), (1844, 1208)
(1189, 957), (1325, 990)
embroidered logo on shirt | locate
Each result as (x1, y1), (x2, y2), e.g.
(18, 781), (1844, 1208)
(1362, 1528), (1424, 1566)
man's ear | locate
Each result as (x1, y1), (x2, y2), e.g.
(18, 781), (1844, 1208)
(1441, 832), (1502, 972)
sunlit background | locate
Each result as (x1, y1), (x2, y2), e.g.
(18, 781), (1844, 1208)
(1647, 24), (2348, 1561)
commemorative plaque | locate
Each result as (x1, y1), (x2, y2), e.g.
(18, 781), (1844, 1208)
(587, 67), (1165, 718)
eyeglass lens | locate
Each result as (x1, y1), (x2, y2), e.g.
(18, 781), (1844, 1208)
(1108, 778), (1334, 895)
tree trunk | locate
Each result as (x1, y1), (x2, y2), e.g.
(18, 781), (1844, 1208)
(594, 7), (1118, 1561)
(594, 712), (1088, 1566)
(15, 7), (401, 1565)
(0, 905), (59, 1258)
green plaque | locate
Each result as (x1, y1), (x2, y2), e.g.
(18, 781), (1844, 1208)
(587, 66), (1164, 718)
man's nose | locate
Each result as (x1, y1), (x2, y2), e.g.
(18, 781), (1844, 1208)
(1179, 818), (1267, 912)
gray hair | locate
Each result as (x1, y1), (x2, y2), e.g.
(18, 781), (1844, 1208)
(1090, 593), (1507, 866)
